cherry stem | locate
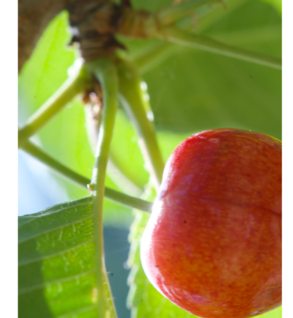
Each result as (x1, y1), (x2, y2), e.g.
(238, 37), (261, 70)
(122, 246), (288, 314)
(86, 57), (119, 318)
(160, 26), (281, 69)
(18, 63), (92, 148)
(19, 139), (153, 212)
(116, 56), (165, 190)
(84, 97), (144, 195)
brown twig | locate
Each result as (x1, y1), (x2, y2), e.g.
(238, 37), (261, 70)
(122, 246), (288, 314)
(18, 0), (124, 72)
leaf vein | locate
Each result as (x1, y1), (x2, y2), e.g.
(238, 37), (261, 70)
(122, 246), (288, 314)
(18, 197), (93, 229)
(18, 215), (93, 244)
(18, 238), (95, 267)
(55, 304), (97, 318)
(19, 269), (96, 295)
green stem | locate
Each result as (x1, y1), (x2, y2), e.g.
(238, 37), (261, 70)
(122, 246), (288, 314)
(208, 24), (281, 46)
(19, 140), (90, 188)
(19, 140), (152, 212)
(18, 64), (92, 147)
(87, 58), (118, 318)
(132, 0), (251, 75)
(160, 26), (282, 69)
(84, 102), (144, 195)
(157, 0), (219, 26)
(105, 187), (152, 212)
(116, 57), (165, 190)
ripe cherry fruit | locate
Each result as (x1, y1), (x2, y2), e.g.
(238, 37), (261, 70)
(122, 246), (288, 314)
(141, 128), (281, 318)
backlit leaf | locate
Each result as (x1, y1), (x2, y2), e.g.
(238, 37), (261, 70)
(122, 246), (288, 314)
(18, 196), (99, 318)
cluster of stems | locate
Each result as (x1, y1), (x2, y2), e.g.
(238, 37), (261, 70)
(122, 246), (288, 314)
(18, 54), (163, 317)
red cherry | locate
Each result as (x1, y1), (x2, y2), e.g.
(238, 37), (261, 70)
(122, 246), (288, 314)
(141, 128), (281, 318)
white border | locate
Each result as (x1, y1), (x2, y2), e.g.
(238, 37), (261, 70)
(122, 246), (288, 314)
(0, 0), (17, 317)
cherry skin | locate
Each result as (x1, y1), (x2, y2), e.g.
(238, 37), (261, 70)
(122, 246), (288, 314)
(141, 128), (281, 318)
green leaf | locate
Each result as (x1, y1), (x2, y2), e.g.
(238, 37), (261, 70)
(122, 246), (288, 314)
(260, 0), (281, 15)
(131, 0), (173, 11)
(131, 0), (281, 140)
(18, 196), (100, 318)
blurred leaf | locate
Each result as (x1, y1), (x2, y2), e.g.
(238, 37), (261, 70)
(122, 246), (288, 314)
(19, 196), (100, 318)
(18, 11), (76, 123)
(131, 0), (173, 11)
(260, 0), (281, 15)
(135, 0), (281, 139)
(18, 11), (94, 197)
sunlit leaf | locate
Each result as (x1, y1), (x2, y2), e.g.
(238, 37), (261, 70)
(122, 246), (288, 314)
(260, 0), (281, 15)
(19, 196), (99, 318)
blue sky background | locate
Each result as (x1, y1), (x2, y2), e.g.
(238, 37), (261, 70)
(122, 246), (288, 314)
(18, 150), (68, 216)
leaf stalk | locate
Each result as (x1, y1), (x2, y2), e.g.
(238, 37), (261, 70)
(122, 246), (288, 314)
(18, 63), (92, 147)
(160, 26), (282, 69)
(87, 57), (119, 318)
(116, 57), (165, 190)
(19, 140), (152, 212)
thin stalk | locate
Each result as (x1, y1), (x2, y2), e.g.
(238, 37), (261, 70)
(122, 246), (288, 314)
(131, 0), (259, 75)
(84, 102), (144, 195)
(19, 140), (90, 188)
(157, 0), (219, 26)
(18, 64), (92, 147)
(161, 26), (282, 69)
(87, 58), (118, 318)
(19, 140), (152, 212)
(116, 57), (165, 190)
(208, 24), (281, 46)
(105, 187), (152, 212)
